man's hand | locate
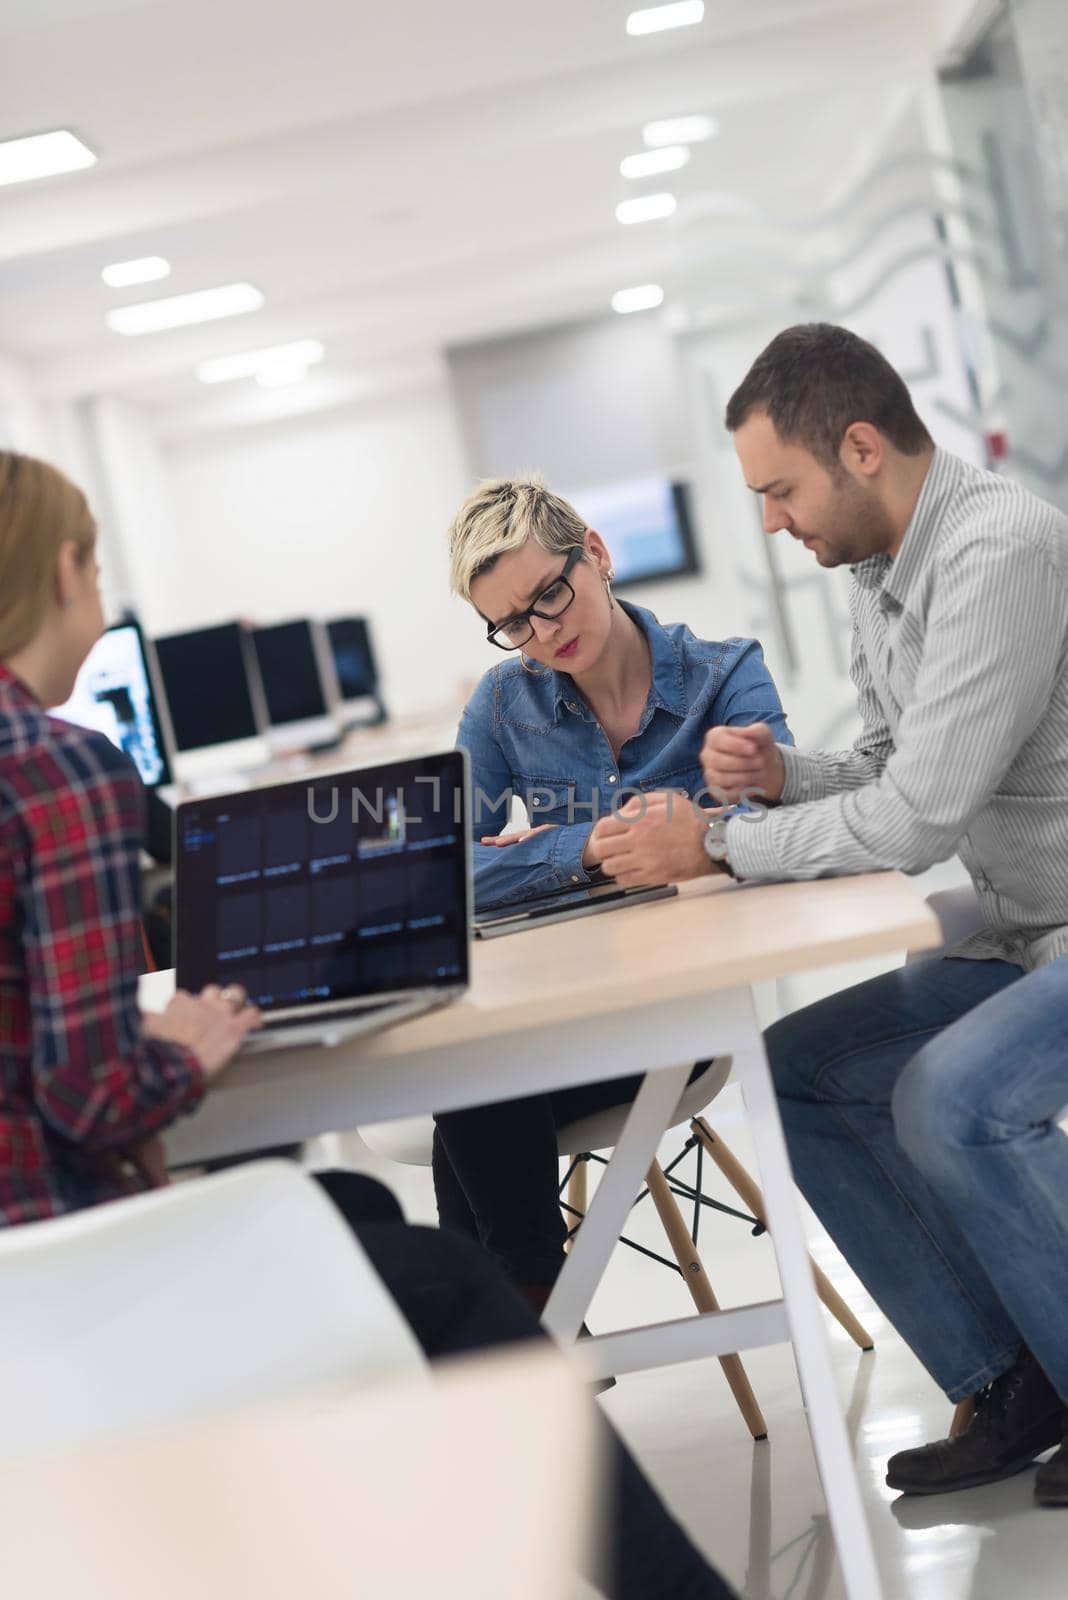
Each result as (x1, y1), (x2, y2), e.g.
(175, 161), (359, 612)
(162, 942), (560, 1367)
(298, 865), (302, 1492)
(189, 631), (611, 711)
(142, 984), (261, 1081)
(701, 723), (785, 805)
(589, 791), (724, 887)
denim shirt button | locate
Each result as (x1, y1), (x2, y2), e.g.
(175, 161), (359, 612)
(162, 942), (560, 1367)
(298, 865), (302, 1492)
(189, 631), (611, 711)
(567, 702), (579, 713)
(532, 797), (541, 806)
(607, 774), (617, 784)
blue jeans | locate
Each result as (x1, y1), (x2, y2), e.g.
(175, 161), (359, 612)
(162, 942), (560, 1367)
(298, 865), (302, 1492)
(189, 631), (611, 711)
(893, 956), (1068, 1406)
(766, 956), (1027, 1402)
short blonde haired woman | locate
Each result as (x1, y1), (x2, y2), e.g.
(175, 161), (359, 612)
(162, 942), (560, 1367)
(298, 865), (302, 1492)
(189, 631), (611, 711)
(437, 474), (792, 1298)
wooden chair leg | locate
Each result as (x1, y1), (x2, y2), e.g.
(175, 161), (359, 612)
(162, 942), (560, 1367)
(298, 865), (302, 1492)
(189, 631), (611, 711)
(691, 1116), (875, 1352)
(949, 1396), (975, 1437)
(646, 1161), (769, 1440)
(565, 1157), (587, 1252)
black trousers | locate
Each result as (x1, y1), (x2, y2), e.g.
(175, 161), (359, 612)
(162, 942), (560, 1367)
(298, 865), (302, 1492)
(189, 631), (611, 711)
(432, 1065), (706, 1289)
(315, 1169), (735, 1600)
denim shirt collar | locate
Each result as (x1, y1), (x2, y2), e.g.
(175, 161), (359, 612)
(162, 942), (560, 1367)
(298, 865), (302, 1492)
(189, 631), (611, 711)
(550, 601), (688, 721)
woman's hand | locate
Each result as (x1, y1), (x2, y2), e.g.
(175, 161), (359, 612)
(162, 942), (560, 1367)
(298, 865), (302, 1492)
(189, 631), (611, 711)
(480, 824), (558, 848)
(142, 984), (261, 1081)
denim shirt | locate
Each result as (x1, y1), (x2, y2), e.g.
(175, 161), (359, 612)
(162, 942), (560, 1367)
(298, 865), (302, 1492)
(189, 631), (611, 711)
(456, 601), (793, 907)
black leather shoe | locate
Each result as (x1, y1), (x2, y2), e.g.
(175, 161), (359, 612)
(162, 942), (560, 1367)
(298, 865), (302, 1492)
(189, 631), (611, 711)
(1035, 1436), (1068, 1506)
(886, 1348), (1068, 1496)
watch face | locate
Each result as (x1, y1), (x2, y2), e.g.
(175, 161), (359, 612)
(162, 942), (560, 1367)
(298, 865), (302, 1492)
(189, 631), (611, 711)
(703, 821), (729, 860)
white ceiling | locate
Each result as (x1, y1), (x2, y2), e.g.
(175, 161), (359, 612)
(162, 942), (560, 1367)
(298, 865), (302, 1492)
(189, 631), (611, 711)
(0, 0), (951, 434)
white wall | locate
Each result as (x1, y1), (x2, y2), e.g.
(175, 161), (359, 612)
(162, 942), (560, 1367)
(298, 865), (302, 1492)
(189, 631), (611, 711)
(0, 353), (47, 456)
(160, 381), (483, 717)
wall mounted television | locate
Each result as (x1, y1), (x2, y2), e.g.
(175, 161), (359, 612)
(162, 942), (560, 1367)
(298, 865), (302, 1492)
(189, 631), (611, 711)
(564, 475), (699, 588)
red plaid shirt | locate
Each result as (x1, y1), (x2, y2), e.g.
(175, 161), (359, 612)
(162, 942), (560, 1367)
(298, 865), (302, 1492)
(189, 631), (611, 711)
(0, 662), (204, 1225)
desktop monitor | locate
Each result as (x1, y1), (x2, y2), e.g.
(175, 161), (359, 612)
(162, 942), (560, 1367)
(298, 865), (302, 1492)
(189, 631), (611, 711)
(51, 617), (172, 789)
(565, 476), (699, 588)
(327, 616), (384, 725)
(50, 616), (177, 862)
(250, 618), (340, 752)
(154, 621), (269, 784)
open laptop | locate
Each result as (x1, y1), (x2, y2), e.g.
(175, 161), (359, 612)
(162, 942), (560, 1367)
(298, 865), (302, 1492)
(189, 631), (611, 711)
(174, 750), (470, 1053)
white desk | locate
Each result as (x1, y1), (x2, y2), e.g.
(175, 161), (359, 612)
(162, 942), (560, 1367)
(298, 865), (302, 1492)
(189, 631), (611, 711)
(144, 870), (940, 1600)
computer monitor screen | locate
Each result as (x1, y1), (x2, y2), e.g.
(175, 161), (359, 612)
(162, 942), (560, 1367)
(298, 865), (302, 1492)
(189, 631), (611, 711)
(327, 617), (378, 701)
(50, 618), (171, 788)
(565, 476), (699, 587)
(155, 623), (260, 752)
(175, 750), (469, 1010)
(251, 620), (329, 727)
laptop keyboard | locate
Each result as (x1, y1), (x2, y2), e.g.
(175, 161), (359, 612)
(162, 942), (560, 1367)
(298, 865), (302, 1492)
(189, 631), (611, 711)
(255, 1000), (398, 1032)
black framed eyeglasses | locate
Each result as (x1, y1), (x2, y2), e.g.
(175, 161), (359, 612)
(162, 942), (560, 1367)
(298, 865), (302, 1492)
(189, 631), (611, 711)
(486, 546), (584, 651)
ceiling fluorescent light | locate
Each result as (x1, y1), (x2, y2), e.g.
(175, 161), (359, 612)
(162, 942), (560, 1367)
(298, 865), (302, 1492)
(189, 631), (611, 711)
(643, 114), (719, 147)
(0, 129), (96, 187)
(256, 362), (309, 389)
(612, 284), (664, 315)
(620, 146), (689, 180)
(197, 339), (324, 384)
(616, 192), (676, 225)
(106, 283), (264, 335)
(101, 256), (171, 288)
(626, 2), (704, 37)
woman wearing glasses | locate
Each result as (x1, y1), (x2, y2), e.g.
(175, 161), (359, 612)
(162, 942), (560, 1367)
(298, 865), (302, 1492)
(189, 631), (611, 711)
(435, 475), (791, 1306)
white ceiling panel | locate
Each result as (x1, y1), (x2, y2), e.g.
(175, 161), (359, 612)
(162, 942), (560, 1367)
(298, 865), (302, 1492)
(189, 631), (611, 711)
(0, 0), (945, 430)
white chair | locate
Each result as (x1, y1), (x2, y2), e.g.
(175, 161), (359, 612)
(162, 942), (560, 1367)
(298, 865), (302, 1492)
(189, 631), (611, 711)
(360, 1057), (874, 1441)
(0, 1160), (424, 1464)
(907, 884), (986, 956)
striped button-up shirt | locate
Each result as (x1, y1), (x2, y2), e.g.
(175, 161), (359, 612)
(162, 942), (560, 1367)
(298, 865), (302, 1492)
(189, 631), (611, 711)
(726, 447), (1068, 971)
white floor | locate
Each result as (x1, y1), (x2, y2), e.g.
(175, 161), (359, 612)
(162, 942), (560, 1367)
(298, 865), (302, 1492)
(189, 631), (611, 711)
(326, 857), (1067, 1600)
(335, 1087), (1066, 1600)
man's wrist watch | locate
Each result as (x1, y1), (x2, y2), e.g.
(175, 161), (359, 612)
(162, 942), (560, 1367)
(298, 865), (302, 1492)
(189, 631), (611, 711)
(702, 812), (736, 876)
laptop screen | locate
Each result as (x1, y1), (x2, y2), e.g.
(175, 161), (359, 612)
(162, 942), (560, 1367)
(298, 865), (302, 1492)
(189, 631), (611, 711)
(155, 623), (261, 752)
(50, 618), (171, 789)
(175, 750), (469, 1010)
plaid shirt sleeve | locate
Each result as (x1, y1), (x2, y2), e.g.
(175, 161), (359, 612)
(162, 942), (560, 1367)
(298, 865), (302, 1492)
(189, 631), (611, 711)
(15, 726), (205, 1150)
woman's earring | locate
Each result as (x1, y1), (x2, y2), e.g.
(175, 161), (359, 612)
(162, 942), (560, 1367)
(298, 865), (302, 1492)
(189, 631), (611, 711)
(604, 567), (615, 601)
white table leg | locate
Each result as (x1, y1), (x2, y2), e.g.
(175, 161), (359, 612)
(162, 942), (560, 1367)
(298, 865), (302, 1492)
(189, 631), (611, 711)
(732, 1004), (883, 1600)
(542, 1061), (694, 1345)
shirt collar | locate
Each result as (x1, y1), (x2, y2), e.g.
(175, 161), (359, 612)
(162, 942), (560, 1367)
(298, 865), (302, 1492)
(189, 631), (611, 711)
(851, 448), (960, 604)
(552, 600), (687, 718)
(0, 661), (40, 708)
(881, 448), (961, 608)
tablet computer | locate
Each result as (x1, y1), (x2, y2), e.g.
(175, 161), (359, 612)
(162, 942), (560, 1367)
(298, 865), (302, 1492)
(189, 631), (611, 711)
(474, 880), (677, 938)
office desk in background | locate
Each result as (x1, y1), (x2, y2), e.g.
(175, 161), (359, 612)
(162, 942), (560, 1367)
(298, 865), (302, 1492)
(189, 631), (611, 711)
(144, 870), (939, 1600)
